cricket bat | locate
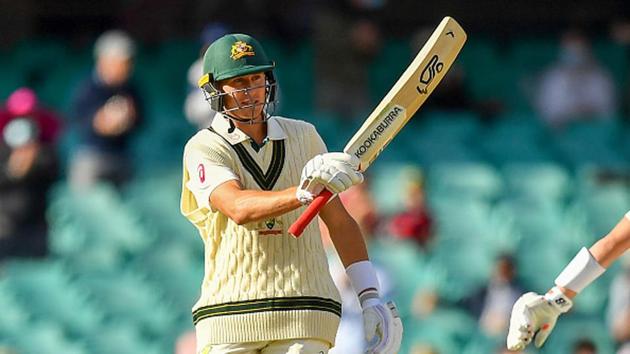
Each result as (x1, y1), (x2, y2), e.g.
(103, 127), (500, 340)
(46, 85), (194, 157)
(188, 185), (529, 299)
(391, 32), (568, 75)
(289, 16), (467, 237)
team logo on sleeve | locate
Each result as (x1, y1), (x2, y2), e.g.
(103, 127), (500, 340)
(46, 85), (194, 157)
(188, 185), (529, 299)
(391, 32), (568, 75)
(230, 41), (255, 60)
(197, 163), (206, 183)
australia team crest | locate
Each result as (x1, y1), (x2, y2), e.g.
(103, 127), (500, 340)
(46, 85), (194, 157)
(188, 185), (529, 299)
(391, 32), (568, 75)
(231, 41), (255, 60)
(258, 217), (283, 236)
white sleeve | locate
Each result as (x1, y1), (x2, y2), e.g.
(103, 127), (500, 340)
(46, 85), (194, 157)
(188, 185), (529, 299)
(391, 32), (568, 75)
(185, 147), (239, 210)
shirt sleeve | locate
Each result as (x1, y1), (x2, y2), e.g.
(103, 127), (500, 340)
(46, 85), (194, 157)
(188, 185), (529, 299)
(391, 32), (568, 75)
(308, 123), (328, 156)
(184, 143), (239, 210)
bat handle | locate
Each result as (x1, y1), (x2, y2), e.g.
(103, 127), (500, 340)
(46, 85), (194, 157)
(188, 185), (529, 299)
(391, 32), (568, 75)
(289, 189), (334, 237)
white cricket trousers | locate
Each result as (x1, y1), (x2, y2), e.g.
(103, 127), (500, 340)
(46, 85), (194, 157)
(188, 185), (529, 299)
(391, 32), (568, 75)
(199, 338), (330, 354)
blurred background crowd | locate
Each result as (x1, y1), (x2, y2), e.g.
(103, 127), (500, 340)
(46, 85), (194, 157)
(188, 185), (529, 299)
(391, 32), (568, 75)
(1, 0), (630, 353)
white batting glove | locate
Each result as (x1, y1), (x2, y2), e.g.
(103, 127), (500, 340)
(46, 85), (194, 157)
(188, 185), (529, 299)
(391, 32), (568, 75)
(363, 300), (403, 354)
(296, 152), (363, 204)
(507, 287), (572, 351)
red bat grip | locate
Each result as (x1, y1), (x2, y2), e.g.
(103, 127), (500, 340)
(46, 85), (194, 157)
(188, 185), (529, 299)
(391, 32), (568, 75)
(289, 189), (334, 237)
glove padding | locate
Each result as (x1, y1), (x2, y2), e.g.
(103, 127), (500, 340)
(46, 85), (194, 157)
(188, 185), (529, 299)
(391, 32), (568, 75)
(297, 152), (363, 204)
(363, 301), (403, 354)
(507, 289), (572, 351)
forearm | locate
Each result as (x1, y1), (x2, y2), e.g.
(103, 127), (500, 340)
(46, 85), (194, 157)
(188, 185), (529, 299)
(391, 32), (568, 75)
(589, 215), (630, 268)
(318, 197), (370, 267)
(226, 186), (302, 225)
(329, 216), (369, 267)
(556, 213), (630, 298)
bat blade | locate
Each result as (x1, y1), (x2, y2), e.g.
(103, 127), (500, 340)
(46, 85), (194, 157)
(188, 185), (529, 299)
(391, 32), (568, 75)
(346, 16), (466, 171)
(289, 16), (467, 237)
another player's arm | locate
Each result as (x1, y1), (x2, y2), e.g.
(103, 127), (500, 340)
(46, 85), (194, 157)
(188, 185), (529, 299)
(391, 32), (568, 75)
(588, 213), (630, 268)
(555, 214), (630, 298)
(508, 211), (630, 351)
(210, 181), (302, 225)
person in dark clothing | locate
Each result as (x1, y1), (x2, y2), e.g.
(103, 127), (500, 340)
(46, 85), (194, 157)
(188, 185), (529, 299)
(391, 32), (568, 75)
(69, 30), (142, 189)
(0, 88), (60, 260)
(462, 254), (523, 337)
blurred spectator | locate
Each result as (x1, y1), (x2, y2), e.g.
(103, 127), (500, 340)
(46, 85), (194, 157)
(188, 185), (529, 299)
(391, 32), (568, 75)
(573, 338), (597, 354)
(462, 254), (523, 337)
(535, 30), (617, 128)
(608, 254), (630, 352)
(0, 88), (61, 260)
(184, 23), (229, 129)
(388, 168), (433, 248)
(313, 1), (383, 118)
(175, 330), (196, 354)
(69, 30), (142, 189)
(409, 344), (439, 354)
(411, 287), (440, 319)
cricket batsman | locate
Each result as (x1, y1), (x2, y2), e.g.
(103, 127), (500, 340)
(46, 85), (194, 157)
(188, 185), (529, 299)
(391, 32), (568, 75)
(507, 210), (630, 351)
(180, 33), (403, 354)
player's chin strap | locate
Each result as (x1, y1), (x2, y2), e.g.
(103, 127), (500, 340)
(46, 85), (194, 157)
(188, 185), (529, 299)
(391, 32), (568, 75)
(223, 111), (269, 133)
(223, 104), (270, 124)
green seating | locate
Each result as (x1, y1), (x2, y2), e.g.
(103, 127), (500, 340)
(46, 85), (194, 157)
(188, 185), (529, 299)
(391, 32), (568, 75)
(76, 271), (175, 336)
(499, 197), (565, 239)
(0, 69), (25, 102)
(3, 260), (104, 336)
(124, 172), (200, 251)
(462, 334), (504, 354)
(49, 184), (155, 255)
(481, 114), (553, 164)
(584, 188), (630, 236)
(273, 43), (314, 116)
(428, 162), (504, 201)
(458, 37), (503, 101)
(408, 308), (477, 345)
(553, 119), (626, 168)
(593, 39), (628, 91)
(133, 240), (203, 309)
(502, 162), (571, 202)
(403, 316), (462, 354)
(430, 241), (494, 301)
(39, 64), (89, 112)
(510, 37), (558, 68)
(540, 316), (615, 354)
(518, 246), (570, 291)
(0, 283), (29, 337)
(86, 321), (161, 354)
(14, 321), (87, 354)
(429, 196), (493, 240)
(418, 111), (481, 142)
(369, 40), (412, 102)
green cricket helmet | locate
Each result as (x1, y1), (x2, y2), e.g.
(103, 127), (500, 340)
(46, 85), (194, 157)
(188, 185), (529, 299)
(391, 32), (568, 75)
(198, 33), (277, 120)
